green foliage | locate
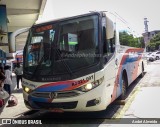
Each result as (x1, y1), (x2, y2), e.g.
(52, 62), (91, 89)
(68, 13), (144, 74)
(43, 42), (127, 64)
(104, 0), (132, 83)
(150, 33), (160, 42)
(149, 42), (156, 51)
(155, 41), (160, 50)
(148, 32), (160, 51)
(119, 31), (141, 48)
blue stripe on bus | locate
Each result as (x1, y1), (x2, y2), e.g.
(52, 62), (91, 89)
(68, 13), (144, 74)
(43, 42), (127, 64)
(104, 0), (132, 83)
(35, 84), (69, 92)
(126, 57), (139, 62)
(29, 96), (48, 102)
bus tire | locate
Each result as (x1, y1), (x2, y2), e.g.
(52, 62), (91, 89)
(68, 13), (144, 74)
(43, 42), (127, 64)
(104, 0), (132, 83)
(139, 62), (144, 78)
(156, 56), (159, 60)
(120, 73), (128, 100)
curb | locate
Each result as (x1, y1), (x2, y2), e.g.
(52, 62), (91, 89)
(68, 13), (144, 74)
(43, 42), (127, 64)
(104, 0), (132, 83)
(112, 86), (141, 118)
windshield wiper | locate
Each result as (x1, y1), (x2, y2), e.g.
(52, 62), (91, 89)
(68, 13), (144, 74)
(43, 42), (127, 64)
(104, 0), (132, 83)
(31, 55), (45, 79)
(53, 47), (73, 76)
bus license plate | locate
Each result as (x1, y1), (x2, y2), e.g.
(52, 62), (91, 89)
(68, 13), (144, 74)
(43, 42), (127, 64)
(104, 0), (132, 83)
(50, 108), (64, 113)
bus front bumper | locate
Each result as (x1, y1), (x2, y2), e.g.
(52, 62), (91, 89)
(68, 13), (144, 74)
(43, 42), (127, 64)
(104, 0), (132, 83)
(23, 84), (111, 112)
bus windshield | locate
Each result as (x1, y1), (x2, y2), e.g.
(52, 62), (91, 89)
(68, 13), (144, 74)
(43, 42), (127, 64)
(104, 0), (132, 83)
(24, 15), (99, 76)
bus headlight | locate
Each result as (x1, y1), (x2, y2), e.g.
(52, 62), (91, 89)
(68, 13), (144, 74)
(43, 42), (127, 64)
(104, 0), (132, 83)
(23, 86), (32, 93)
(78, 76), (104, 92)
(84, 83), (93, 91)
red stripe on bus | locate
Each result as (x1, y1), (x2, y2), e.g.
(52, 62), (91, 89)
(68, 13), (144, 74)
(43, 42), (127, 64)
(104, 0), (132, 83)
(111, 48), (144, 102)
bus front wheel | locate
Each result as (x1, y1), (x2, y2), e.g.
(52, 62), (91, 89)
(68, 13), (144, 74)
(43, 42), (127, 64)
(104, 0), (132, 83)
(139, 63), (144, 78)
(120, 74), (128, 100)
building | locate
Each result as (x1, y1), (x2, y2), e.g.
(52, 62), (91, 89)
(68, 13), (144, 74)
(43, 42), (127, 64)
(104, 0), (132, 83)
(142, 30), (160, 51)
(143, 30), (160, 44)
(0, 0), (46, 61)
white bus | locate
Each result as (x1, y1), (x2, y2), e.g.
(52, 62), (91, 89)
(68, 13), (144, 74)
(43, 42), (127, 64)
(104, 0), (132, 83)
(11, 11), (145, 112)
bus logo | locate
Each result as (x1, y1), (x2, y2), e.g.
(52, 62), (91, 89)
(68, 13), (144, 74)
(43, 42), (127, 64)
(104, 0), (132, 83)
(49, 92), (57, 99)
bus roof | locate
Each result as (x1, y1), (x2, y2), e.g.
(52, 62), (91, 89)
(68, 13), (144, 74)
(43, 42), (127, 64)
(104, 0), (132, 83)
(34, 11), (103, 27)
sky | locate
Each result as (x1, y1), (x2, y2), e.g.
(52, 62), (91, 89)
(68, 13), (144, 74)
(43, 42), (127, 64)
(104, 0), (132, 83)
(38, 0), (160, 35)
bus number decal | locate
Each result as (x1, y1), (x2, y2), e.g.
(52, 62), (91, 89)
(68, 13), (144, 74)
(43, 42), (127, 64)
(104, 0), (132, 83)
(72, 75), (94, 86)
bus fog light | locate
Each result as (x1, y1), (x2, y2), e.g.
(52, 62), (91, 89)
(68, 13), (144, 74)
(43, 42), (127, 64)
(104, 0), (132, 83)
(94, 98), (101, 104)
(86, 98), (101, 107)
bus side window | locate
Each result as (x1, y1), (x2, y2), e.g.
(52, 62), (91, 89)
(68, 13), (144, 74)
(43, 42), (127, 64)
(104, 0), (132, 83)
(103, 27), (107, 54)
(107, 37), (115, 53)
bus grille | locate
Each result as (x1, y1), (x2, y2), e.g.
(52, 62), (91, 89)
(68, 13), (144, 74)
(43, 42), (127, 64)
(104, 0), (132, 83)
(34, 101), (78, 109)
(32, 92), (49, 98)
(31, 91), (80, 99)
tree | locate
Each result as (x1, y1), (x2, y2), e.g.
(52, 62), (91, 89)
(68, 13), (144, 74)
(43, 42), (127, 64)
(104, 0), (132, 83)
(148, 32), (160, 51)
(119, 31), (142, 48)
(148, 42), (156, 51)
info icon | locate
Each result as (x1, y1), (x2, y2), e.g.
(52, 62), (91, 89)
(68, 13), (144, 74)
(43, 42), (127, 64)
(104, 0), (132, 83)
(2, 119), (11, 124)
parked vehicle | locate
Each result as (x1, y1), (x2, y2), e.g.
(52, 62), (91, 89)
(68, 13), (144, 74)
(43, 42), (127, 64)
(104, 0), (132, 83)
(152, 51), (160, 60)
(145, 52), (156, 61)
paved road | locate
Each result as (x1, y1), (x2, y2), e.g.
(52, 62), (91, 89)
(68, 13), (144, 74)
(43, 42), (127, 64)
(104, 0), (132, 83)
(0, 73), (29, 118)
(0, 60), (160, 126)
(122, 60), (160, 118)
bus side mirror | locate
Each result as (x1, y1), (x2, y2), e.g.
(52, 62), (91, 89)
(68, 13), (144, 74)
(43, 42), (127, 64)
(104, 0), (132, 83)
(103, 17), (114, 54)
(106, 16), (114, 40)
(9, 27), (30, 53)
